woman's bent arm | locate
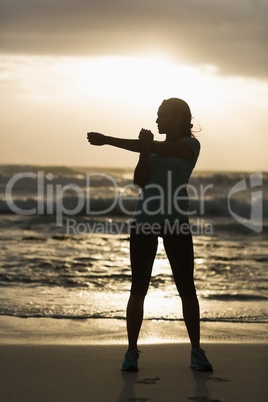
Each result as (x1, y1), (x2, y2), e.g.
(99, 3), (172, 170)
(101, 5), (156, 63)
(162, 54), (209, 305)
(133, 130), (154, 188)
(151, 140), (195, 158)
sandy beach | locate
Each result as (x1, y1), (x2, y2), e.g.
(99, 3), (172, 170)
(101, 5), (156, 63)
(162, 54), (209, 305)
(1, 343), (267, 402)
(0, 317), (267, 402)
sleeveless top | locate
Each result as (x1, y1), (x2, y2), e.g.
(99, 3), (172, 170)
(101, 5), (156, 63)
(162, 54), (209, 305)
(132, 137), (200, 224)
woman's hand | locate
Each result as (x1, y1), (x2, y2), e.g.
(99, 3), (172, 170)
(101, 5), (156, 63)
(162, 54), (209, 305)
(138, 129), (154, 145)
(87, 132), (106, 146)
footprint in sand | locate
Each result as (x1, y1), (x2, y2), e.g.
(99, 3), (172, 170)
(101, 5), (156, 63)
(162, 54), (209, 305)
(135, 376), (161, 385)
(206, 376), (232, 382)
(129, 398), (150, 402)
(187, 397), (220, 402)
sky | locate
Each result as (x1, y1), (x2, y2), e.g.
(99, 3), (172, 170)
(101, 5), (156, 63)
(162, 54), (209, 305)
(0, 0), (267, 171)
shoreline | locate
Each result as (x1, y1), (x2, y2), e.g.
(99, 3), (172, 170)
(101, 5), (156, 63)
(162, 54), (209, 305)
(1, 316), (267, 345)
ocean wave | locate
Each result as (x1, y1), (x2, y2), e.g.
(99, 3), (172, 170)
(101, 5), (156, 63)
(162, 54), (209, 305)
(1, 195), (267, 219)
(0, 272), (131, 288)
(0, 311), (267, 324)
(1, 166), (267, 222)
(201, 293), (268, 301)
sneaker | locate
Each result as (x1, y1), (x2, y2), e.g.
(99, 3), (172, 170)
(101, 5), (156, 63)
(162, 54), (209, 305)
(190, 348), (213, 371)
(121, 348), (140, 372)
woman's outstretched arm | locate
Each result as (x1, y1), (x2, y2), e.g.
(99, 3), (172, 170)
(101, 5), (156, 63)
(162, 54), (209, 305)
(87, 132), (141, 153)
(87, 131), (195, 158)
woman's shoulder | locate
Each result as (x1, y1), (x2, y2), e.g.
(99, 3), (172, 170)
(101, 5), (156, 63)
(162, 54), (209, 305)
(182, 136), (200, 145)
(181, 137), (200, 156)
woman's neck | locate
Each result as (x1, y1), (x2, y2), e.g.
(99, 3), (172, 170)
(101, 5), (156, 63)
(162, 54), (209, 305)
(165, 130), (183, 142)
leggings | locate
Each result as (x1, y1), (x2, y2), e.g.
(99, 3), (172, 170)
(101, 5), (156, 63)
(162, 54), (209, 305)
(130, 222), (196, 298)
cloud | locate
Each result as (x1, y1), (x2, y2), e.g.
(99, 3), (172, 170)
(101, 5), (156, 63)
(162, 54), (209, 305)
(0, 0), (267, 78)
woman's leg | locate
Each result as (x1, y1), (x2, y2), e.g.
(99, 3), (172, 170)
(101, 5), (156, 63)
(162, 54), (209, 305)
(126, 294), (145, 350)
(127, 227), (158, 349)
(163, 227), (200, 348)
(181, 295), (200, 348)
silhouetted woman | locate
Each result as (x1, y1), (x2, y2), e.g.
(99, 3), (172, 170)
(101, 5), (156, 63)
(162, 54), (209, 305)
(87, 98), (213, 372)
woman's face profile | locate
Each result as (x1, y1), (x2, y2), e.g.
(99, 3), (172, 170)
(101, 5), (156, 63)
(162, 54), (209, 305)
(156, 104), (181, 134)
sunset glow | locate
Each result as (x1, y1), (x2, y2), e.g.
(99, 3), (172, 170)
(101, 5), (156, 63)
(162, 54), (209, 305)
(0, 0), (267, 171)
